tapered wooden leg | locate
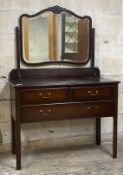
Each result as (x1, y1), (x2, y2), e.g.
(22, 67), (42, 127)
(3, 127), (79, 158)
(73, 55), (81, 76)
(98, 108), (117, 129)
(96, 118), (101, 145)
(11, 116), (16, 154)
(15, 121), (21, 170)
(113, 116), (117, 158)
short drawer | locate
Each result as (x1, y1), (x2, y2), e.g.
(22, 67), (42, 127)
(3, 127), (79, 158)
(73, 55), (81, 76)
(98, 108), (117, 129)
(20, 88), (68, 104)
(72, 86), (114, 101)
(20, 101), (114, 123)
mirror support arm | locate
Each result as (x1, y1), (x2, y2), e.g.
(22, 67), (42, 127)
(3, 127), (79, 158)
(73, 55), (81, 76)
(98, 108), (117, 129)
(91, 28), (97, 78)
(91, 28), (95, 67)
(15, 27), (21, 81)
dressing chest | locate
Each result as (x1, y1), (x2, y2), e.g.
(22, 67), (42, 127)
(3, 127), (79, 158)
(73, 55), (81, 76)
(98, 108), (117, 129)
(10, 6), (119, 170)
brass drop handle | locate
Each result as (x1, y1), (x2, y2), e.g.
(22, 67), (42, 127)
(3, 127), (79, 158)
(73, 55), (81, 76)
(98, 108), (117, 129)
(48, 109), (52, 113)
(40, 110), (43, 113)
(87, 105), (99, 110)
(39, 92), (52, 99)
(39, 109), (52, 115)
(87, 90), (99, 96)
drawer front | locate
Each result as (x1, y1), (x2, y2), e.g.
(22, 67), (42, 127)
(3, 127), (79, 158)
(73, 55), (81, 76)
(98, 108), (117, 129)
(20, 88), (68, 104)
(20, 101), (114, 123)
(72, 86), (114, 101)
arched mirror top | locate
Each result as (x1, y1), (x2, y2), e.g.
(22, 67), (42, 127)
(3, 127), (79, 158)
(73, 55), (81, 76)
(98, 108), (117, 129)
(19, 5), (93, 66)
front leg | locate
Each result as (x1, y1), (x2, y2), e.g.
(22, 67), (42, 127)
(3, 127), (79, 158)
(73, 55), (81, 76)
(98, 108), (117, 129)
(96, 118), (101, 145)
(113, 116), (117, 158)
(15, 120), (21, 170)
(11, 115), (16, 154)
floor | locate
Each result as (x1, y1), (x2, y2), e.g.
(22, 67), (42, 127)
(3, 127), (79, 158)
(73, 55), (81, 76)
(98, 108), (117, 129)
(0, 143), (123, 175)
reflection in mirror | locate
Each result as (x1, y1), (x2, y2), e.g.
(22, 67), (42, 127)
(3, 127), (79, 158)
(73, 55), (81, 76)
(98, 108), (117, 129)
(22, 13), (49, 63)
(21, 11), (91, 64)
(64, 14), (79, 53)
(61, 13), (90, 62)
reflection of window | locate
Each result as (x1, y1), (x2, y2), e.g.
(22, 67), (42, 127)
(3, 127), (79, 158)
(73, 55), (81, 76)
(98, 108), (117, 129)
(64, 15), (78, 53)
(61, 13), (89, 62)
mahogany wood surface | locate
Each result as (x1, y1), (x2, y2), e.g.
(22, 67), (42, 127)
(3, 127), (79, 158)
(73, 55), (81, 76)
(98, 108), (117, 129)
(10, 68), (119, 170)
(20, 101), (114, 123)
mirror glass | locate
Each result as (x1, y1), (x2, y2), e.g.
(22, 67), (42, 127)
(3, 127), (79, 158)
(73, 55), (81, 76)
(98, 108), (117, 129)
(21, 10), (91, 64)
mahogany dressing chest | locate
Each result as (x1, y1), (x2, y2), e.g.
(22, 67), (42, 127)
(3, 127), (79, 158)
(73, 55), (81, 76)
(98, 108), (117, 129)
(9, 6), (119, 169)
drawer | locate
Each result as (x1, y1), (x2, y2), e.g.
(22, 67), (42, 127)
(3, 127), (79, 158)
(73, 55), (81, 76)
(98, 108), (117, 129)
(20, 101), (114, 123)
(72, 86), (114, 101)
(20, 88), (68, 104)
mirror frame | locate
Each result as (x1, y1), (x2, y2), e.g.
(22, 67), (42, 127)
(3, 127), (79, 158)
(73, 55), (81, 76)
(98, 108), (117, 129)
(19, 5), (93, 66)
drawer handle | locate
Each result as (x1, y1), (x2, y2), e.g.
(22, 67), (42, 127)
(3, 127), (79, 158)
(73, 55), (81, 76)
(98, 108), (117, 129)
(39, 92), (52, 99)
(87, 90), (99, 96)
(39, 109), (52, 115)
(87, 105), (99, 110)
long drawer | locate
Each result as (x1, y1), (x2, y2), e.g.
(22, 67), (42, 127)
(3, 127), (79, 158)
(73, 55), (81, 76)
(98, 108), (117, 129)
(72, 86), (114, 101)
(19, 88), (68, 105)
(20, 101), (114, 123)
